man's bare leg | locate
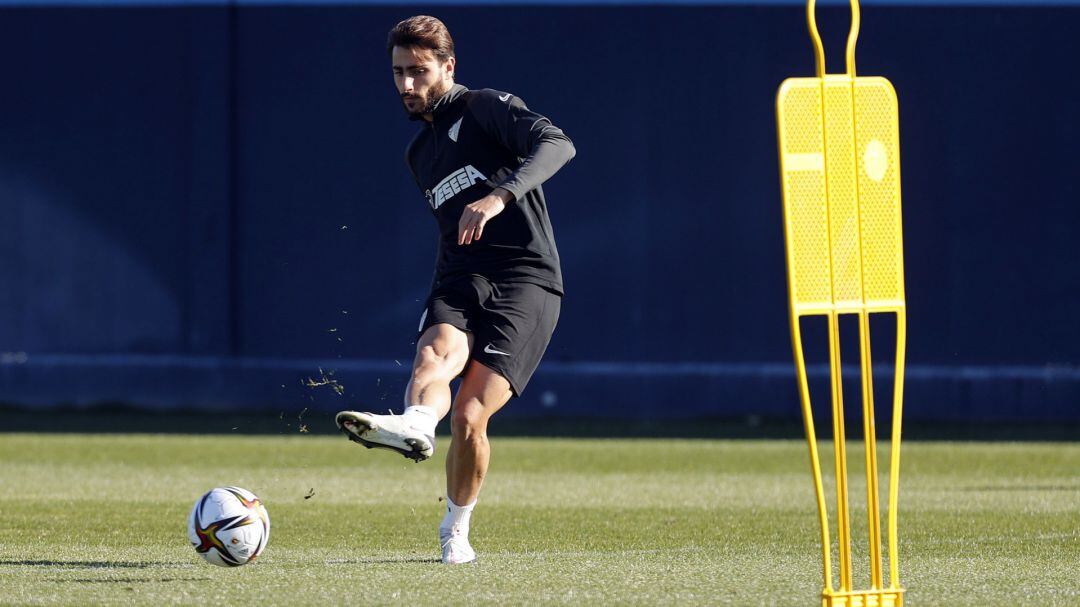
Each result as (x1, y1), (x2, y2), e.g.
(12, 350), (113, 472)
(440, 360), (513, 563)
(445, 361), (513, 504)
(335, 323), (470, 460)
(404, 323), (472, 420)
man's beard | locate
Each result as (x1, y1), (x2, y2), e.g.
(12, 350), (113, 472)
(402, 79), (451, 119)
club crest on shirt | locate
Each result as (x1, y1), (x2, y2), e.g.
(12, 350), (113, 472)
(448, 117), (462, 143)
(429, 165), (487, 210)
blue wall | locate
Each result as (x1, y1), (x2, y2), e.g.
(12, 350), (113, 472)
(0, 3), (1078, 422)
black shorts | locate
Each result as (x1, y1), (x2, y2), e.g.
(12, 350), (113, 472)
(418, 275), (561, 396)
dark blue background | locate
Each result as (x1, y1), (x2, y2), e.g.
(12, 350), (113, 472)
(0, 3), (1077, 422)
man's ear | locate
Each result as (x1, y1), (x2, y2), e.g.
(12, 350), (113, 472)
(444, 56), (457, 80)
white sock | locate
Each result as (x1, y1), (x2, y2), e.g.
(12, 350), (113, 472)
(440, 496), (475, 533)
(402, 405), (438, 436)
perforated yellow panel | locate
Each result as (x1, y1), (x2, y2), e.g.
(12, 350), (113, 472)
(776, 79), (830, 311)
(825, 78), (863, 308)
(853, 78), (905, 307)
(778, 76), (905, 313)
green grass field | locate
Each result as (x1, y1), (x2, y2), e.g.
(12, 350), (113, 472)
(0, 432), (1077, 606)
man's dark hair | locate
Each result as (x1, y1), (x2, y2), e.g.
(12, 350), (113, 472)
(387, 15), (455, 62)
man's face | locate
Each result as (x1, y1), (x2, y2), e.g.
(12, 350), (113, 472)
(392, 45), (455, 119)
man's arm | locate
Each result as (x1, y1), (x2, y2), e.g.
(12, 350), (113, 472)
(471, 90), (576, 202)
(457, 91), (575, 245)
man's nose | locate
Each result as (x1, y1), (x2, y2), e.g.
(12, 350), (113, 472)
(403, 77), (414, 92)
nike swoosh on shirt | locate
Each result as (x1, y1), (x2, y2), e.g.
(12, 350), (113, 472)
(498, 93), (511, 102)
(483, 344), (511, 356)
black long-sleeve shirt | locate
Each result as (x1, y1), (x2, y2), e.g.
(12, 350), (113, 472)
(405, 84), (575, 295)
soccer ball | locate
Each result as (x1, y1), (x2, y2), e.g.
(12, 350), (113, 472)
(187, 486), (270, 567)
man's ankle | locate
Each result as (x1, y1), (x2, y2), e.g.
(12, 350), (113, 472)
(403, 405), (439, 435)
(440, 496), (476, 532)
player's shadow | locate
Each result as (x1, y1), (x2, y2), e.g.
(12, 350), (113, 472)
(954, 484), (1079, 492)
(51, 577), (211, 584)
(0, 560), (188, 569)
(326, 556), (441, 565)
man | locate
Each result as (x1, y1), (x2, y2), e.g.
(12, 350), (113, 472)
(335, 15), (575, 565)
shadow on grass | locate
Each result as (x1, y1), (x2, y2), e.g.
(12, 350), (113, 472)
(0, 560), (190, 569)
(325, 556), (441, 565)
(52, 577), (211, 584)
(954, 484), (1080, 492)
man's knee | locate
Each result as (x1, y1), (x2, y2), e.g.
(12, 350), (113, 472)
(413, 341), (465, 386)
(451, 401), (489, 442)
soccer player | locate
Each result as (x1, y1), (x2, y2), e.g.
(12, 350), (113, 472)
(335, 15), (575, 565)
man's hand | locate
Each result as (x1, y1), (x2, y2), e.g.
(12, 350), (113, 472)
(458, 188), (514, 245)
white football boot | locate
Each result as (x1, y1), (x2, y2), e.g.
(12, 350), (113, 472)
(335, 410), (435, 462)
(440, 524), (477, 565)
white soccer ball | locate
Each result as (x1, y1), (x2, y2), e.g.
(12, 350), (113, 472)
(187, 486), (270, 567)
